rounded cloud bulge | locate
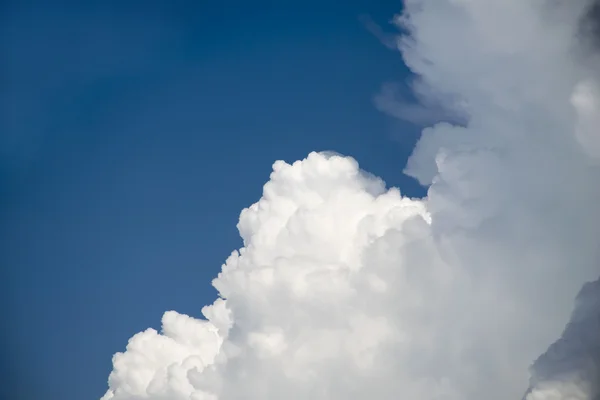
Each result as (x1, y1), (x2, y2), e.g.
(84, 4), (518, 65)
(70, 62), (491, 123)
(102, 1), (600, 399)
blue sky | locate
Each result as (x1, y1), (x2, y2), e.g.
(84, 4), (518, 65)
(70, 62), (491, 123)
(1, 1), (424, 399)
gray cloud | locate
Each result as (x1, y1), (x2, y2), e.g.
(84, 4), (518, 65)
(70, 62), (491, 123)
(526, 278), (600, 399)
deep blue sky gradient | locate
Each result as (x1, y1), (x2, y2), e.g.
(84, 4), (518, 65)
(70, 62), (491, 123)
(1, 2), (424, 399)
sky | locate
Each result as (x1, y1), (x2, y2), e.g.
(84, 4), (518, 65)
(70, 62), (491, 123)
(4, 2), (600, 400)
(0, 2), (426, 400)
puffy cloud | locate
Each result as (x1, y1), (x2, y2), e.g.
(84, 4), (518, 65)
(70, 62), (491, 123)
(102, 1), (600, 399)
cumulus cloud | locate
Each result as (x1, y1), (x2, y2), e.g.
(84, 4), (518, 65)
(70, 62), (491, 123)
(102, 1), (600, 399)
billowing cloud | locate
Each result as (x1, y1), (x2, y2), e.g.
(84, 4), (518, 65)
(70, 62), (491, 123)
(102, 1), (600, 399)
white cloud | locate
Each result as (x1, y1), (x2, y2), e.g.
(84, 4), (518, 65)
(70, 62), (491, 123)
(102, 1), (600, 399)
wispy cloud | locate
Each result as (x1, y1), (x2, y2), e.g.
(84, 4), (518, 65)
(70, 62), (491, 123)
(358, 14), (399, 50)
